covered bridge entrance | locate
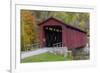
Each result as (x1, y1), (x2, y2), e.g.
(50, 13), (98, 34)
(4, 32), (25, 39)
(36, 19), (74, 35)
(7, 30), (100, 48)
(44, 26), (62, 47)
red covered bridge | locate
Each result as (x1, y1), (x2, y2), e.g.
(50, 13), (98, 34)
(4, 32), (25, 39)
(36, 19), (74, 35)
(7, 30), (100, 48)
(38, 17), (87, 49)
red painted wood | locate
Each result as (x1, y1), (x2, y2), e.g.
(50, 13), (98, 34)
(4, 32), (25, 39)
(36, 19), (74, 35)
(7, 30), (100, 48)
(38, 17), (87, 49)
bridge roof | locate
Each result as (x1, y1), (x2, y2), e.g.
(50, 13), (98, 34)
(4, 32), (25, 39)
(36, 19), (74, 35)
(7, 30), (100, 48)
(38, 17), (87, 33)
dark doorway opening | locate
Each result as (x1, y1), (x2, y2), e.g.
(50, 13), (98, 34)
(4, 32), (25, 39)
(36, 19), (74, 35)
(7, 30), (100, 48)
(44, 26), (62, 47)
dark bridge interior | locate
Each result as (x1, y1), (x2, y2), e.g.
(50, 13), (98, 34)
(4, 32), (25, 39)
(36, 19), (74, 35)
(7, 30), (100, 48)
(44, 26), (62, 47)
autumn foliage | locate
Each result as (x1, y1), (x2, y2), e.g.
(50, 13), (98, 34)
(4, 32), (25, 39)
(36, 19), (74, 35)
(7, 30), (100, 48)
(21, 10), (38, 51)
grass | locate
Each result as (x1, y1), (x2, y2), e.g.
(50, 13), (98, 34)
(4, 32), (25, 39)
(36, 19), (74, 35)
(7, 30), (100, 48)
(21, 52), (73, 63)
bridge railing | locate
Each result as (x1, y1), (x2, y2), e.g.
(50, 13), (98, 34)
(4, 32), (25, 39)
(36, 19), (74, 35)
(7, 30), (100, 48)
(53, 42), (63, 47)
(24, 43), (40, 51)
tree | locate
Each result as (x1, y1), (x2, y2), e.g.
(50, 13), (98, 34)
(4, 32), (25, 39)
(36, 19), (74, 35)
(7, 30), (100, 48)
(21, 10), (38, 51)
